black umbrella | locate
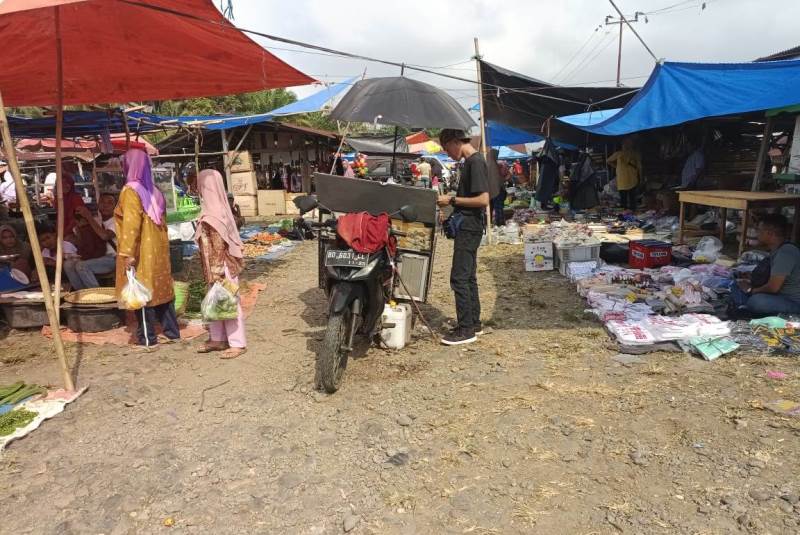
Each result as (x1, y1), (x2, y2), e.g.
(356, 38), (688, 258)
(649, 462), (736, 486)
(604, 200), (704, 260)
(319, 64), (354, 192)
(330, 77), (476, 130)
(331, 77), (475, 178)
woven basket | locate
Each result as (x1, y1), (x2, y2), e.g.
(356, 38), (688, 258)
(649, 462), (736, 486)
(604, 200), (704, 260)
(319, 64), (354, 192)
(64, 287), (117, 305)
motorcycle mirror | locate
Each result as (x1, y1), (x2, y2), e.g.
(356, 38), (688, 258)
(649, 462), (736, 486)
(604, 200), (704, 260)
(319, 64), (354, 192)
(293, 194), (319, 215)
(399, 205), (417, 223)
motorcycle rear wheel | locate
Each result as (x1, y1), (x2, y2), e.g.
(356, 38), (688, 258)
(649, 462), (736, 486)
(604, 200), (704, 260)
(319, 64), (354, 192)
(318, 308), (351, 393)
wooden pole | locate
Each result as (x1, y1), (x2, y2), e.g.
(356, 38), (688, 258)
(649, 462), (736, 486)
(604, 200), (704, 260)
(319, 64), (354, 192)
(220, 129), (231, 193)
(0, 91), (74, 391)
(751, 116), (774, 192)
(474, 37), (493, 242)
(91, 158), (101, 205)
(194, 131), (200, 176)
(53, 5), (65, 322)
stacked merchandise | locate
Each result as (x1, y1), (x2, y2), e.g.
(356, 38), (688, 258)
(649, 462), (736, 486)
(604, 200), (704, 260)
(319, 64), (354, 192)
(572, 263), (741, 359)
(523, 221), (600, 275)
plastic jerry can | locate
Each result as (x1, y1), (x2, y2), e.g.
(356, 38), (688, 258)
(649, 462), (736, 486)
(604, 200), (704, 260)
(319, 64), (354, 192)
(380, 303), (412, 350)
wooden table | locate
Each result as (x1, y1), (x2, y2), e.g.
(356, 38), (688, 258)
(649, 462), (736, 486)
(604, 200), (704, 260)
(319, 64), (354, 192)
(677, 190), (800, 255)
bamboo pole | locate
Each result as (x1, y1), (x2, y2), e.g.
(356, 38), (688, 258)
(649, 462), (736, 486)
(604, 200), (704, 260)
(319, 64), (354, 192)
(474, 38), (493, 243)
(220, 128), (231, 192)
(91, 156), (101, 205)
(53, 5), (65, 322)
(751, 116), (774, 192)
(0, 91), (74, 391)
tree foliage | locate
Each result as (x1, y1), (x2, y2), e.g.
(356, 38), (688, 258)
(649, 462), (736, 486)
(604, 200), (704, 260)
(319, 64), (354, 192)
(154, 88), (298, 117)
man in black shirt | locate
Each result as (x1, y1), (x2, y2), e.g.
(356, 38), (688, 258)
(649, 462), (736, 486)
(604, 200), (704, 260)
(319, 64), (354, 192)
(437, 129), (490, 345)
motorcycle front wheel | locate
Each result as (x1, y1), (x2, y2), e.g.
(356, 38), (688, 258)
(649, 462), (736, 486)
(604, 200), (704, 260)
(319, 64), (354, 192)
(318, 308), (352, 393)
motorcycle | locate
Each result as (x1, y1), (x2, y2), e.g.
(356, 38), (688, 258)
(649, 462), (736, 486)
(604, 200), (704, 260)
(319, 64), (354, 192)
(293, 194), (417, 393)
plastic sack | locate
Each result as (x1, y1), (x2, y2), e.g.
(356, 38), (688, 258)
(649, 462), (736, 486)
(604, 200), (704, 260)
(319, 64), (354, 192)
(201, 281), (239, 322)
(692, 236), (723, 263)
(120, 268), (152, 310)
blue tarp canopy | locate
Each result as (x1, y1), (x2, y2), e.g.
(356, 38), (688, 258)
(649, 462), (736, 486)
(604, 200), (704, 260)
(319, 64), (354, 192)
(486, 120), (543, 146)
(558, 60), (800, 136)
(7, 111), (163, 139)
(133, 78), (355, 132)
(5, 79), (354, 139)
(494, 146), (528, 160)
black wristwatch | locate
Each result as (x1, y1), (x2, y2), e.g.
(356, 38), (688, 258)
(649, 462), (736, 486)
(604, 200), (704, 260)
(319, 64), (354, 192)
(449, 196), (457, 207)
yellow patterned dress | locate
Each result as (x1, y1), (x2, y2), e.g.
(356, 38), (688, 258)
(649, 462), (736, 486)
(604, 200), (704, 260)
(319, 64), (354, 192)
(114, 186), (174, 308)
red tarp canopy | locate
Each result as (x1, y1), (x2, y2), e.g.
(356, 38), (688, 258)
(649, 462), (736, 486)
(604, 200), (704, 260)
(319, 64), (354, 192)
(0, 0), (314, 106)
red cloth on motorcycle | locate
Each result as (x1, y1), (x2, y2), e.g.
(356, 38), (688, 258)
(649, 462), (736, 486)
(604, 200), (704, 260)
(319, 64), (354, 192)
(336, 212), (396, 256)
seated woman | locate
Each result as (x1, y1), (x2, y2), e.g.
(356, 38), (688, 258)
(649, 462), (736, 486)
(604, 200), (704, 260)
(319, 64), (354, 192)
(732, 214), (800, 316)
(0, 224), (33, 279)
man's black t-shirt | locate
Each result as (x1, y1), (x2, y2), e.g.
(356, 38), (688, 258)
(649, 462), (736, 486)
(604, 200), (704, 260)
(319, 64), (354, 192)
(456, 152), (490, 232)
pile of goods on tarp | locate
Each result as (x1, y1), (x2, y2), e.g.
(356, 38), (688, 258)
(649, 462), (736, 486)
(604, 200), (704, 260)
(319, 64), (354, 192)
(240, 221), (296, 259)
(0, 382), (45, 436)
(522, 220), (601, 274)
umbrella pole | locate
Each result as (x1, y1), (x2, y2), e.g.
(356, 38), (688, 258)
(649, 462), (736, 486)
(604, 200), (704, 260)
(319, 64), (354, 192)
(0, 91), (74, 392)
(54, 6), (65, 321)
(473, 38), (493, 243)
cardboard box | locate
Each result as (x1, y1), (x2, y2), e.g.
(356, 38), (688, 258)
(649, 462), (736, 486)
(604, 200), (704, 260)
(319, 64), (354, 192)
(284, 192), (301, 215)
(524, 242), (554, 272)
(257, 189), (285, 217)
(228, 150), (253, 173)
(234, 194), (258, 217)
(230, 170), (257, 196)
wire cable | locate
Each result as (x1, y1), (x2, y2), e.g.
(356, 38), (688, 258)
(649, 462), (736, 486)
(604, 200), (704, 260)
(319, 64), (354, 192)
(551, 26), (602, 82)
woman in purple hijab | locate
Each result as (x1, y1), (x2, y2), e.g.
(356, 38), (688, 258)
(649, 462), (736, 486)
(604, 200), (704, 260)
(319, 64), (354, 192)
(115, 148), (179, 347)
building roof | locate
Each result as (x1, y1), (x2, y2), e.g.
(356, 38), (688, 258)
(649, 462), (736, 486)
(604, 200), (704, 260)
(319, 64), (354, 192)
(755, 45), (800, 62)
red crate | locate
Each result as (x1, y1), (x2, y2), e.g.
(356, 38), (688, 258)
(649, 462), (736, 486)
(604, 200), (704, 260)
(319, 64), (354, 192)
(629, 240), (672, 269)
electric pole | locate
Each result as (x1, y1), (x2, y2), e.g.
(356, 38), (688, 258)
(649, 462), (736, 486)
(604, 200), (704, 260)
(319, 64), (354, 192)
(604, 11), (645, 86)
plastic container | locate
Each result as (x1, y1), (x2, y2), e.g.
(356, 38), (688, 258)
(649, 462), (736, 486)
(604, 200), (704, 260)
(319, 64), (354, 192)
(629, 240), (672, 269)
(380, 303), (412, 350)
(554, 243), (601, 268)
(1, 302), (51, 329)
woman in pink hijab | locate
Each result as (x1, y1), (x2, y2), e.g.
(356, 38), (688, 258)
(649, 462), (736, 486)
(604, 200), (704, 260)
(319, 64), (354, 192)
(195, 169), (246, 358)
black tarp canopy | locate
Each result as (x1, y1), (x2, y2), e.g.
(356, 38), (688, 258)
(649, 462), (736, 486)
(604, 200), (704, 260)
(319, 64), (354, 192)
(479, 60), (638, 144)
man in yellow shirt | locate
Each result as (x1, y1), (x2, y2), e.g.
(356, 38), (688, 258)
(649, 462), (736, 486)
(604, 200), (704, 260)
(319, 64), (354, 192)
(607, 136), (642, 210)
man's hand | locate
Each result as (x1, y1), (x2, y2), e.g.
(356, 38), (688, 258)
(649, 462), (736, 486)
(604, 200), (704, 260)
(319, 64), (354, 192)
(437, 195), (453, 207)
(125, 256), (137, 269)
(737, 279), (751, 292)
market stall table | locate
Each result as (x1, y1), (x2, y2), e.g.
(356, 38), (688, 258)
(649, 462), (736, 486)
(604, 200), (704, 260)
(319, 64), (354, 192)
(677, 190), (800, 255)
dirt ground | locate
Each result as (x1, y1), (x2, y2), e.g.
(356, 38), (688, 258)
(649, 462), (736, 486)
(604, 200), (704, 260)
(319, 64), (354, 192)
(1, 239), (800, 534)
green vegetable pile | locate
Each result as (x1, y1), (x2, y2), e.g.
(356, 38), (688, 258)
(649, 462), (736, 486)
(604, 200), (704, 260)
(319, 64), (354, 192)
(0, 382), (46, 406)
(0, 408), (38, 436)
(202, 287), (239, 321)
(199, 280), (239, 322)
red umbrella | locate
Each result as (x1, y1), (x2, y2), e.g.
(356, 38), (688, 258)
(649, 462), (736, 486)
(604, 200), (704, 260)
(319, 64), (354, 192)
(0, 0), (314, 390)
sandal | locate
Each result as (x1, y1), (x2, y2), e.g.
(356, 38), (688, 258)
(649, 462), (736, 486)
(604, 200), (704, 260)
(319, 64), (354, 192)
(197, 342), (227, 354)
(220, 347), (246, 360)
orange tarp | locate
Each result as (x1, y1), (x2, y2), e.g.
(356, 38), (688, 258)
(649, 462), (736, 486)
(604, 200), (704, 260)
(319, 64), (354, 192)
(0, 0), (314, 106)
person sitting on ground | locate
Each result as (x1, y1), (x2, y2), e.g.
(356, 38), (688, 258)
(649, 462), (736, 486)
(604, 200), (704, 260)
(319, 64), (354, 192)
(62, 194), (117, 290)
(36, 223), (78, 282)
(732, 214), (800, 316)
(0, 225), (33, 279)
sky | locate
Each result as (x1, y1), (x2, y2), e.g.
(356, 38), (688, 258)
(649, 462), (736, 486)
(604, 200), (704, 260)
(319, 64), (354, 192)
(228, 0), (800, 108)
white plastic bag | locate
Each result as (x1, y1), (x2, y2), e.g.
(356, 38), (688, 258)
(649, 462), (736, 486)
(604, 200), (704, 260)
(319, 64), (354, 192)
(120, 268), (152, 310)
(200, 281), (239, 322)
(692, 236), (723, 263)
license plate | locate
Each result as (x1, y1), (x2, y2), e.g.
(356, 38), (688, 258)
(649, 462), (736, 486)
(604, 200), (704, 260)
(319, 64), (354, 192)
(325, 249), (369, 267)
